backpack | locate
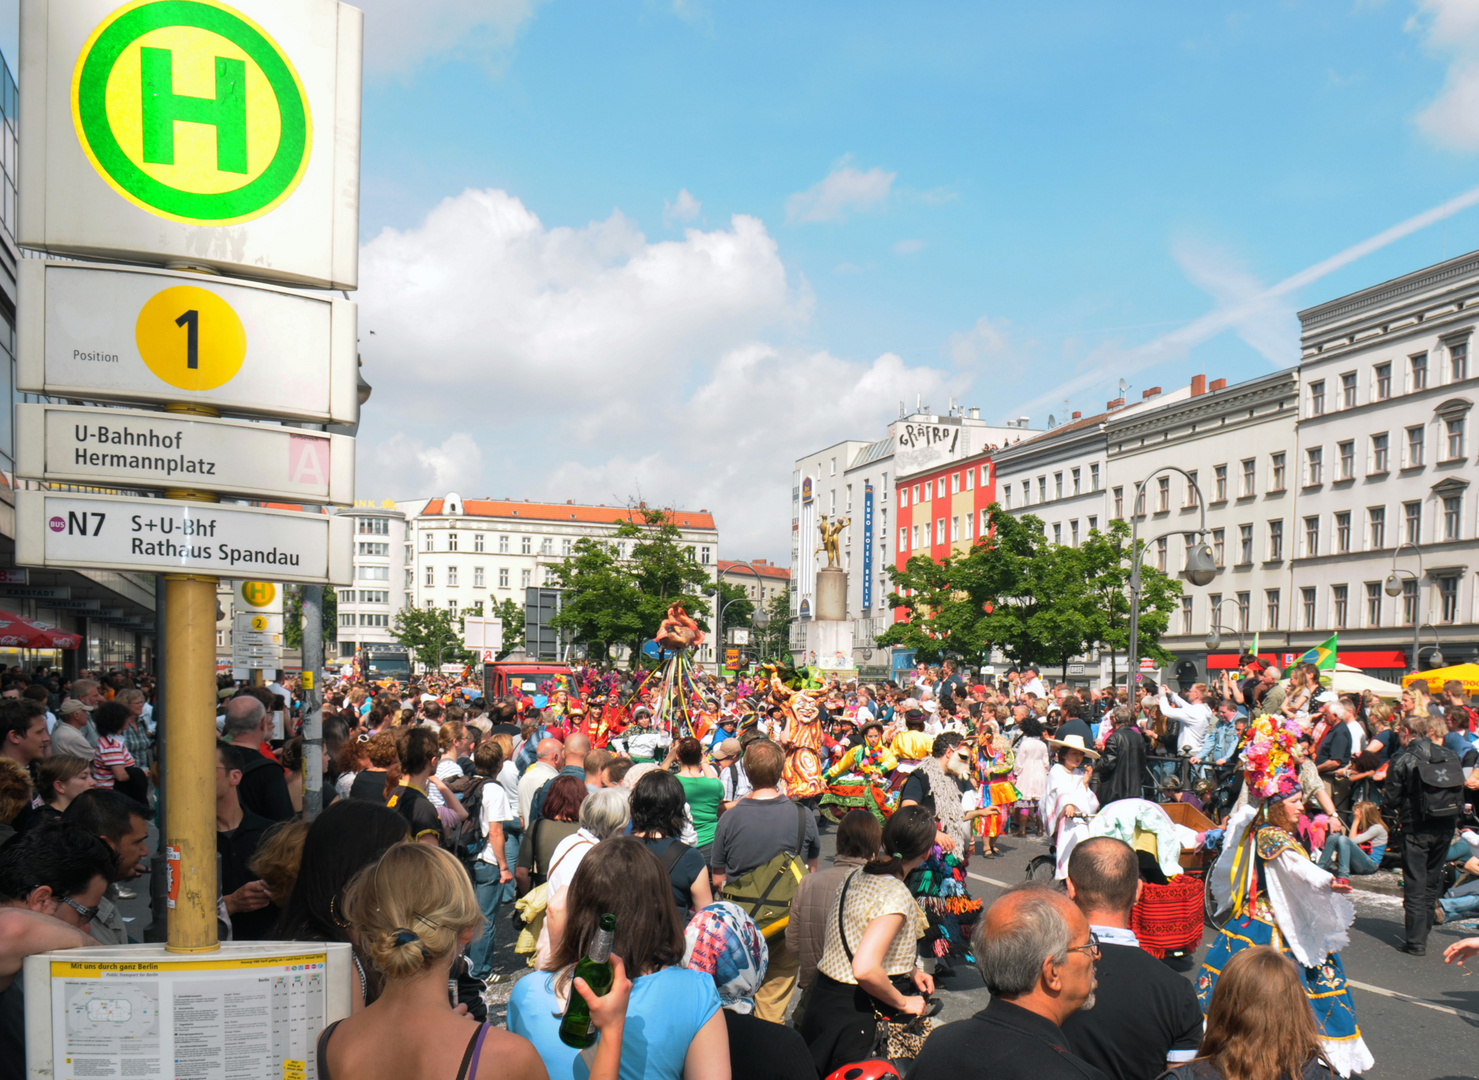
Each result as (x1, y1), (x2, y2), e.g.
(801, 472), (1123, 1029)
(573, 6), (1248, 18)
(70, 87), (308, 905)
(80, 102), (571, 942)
(720, 804), (809, 939)
(1416, 745), (1464, 820)
(445, 775), (487, 861)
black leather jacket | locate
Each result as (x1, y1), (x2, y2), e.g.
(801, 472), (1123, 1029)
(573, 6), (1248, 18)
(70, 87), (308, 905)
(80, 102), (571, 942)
(1097, 725), (1147, 805)
(1381, 737), (1452, 830)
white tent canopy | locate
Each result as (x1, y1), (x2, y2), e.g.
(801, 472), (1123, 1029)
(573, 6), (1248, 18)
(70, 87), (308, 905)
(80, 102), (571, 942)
(1329, 662), (1404, 699)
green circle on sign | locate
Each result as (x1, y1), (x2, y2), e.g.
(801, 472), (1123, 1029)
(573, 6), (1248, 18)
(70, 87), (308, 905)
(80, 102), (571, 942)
(72, 0), (311, 225)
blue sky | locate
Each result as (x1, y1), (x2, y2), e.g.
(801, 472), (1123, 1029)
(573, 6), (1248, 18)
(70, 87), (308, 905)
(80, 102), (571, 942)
(11, 1), (1479, 559)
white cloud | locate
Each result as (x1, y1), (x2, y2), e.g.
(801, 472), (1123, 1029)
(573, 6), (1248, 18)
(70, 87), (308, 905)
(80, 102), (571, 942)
(354, 0), (545, 77)
(353, 187), (950, 557)
(358, 431), (485, 500)
(786, 159), (896, 223)
(948, 316), (1020, 368)
(892, 238), (926, 255)
(1170, 238), (1297, 365)
(664, 188), (702, 225)
(1410, 0), (1479, 150)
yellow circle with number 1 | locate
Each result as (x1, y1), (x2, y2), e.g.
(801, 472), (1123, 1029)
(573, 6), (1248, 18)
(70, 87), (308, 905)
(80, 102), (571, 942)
(135, 285), (247, 391)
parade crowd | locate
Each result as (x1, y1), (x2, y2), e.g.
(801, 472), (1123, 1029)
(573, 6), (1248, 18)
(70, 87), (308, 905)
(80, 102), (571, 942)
(0, 656), (1476, 1080)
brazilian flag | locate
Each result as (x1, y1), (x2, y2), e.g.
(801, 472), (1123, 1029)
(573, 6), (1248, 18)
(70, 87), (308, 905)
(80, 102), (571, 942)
(1298, 633), (1338, 671)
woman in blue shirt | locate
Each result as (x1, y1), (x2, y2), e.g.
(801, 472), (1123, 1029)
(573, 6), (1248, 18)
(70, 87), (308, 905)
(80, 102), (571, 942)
(509, 838), (730, 1080)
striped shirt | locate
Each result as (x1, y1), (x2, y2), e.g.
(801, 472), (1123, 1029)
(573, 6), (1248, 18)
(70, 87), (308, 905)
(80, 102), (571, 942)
(91, 736), (135, 788)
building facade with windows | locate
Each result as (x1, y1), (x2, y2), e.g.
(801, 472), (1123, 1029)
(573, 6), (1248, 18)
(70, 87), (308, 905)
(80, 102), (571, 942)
(1104, 370), (1299, 676)
(893, 449), (997, 599)
(1288, 251), (1479, 680)
(335, 505), (409, 658)
(402, 492), (720, 664)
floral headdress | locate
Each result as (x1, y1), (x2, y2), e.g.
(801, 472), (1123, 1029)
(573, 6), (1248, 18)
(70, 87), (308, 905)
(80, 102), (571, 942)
(1242, 713), (1301, 800)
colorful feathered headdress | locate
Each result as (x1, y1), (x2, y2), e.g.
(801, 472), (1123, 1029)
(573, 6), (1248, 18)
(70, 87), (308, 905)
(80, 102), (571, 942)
(1242, 713), (1301, 800)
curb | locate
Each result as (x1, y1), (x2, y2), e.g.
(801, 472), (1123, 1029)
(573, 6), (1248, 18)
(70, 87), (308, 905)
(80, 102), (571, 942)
(1351, 872), (1404, 898)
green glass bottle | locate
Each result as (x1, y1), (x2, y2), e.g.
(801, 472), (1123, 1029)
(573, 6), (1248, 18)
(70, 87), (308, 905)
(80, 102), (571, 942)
(558, 913), (616, 1048)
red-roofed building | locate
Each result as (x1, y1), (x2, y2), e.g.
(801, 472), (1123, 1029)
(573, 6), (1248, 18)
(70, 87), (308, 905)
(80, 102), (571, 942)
(717, 558), (790, 605)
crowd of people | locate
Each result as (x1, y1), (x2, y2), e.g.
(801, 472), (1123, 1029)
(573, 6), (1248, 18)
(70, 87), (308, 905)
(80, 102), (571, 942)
(0, 654), (1476, 1080)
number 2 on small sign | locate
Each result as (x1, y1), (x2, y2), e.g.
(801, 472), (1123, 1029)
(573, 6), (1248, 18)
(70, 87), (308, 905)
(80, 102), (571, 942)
(174, 309), (199, 370)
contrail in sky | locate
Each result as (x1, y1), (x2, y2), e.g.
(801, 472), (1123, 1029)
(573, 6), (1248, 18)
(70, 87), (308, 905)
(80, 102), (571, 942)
(1008, 180), (1479, 419)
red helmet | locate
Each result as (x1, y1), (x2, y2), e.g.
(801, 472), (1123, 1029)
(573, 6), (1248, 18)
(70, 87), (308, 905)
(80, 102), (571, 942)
(824, 1064), (901, 1080)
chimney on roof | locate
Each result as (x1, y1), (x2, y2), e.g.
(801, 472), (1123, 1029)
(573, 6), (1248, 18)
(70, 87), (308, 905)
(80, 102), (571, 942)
(1107, 397), (1125, 410)
(1071, 411), (1082, 420)
(567, 499), (573, 504)
(1191, 374), (1206, 397)
(1209, 377), (1227, 391)
(968, 407), (980, 419)
(1142, 387), (1161, 400)
(1017, 416), (1029, 427)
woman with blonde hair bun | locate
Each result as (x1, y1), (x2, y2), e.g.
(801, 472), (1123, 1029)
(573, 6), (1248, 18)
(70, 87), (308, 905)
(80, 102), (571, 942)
(322, 843), (630, 1080)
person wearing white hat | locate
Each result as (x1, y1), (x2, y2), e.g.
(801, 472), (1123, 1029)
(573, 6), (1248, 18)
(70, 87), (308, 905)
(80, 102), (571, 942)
(1040, 734), (1101, 879)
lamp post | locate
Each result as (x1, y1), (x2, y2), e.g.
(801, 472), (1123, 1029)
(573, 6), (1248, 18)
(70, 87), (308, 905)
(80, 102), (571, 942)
(1203, 596), (1247, 655)
(1124, 466), (1219, 702)
(1417, 622), (1445, 670)
(715, 561), (771, 676)
(1383, 541), (1427, 674)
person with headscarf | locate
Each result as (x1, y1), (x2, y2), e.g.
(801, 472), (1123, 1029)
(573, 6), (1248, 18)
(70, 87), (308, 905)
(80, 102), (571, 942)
(683, 902), (818, 1080)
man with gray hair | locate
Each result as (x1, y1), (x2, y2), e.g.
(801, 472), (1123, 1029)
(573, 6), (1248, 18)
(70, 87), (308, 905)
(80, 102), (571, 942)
(223, 694), (294, 822)
(911, 885), (1107, 1079)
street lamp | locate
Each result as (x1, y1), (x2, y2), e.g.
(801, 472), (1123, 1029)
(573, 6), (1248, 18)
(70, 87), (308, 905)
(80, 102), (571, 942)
(1417, 622), (1444, 670)
(714, 561), (772, 675)
(1383, 541), (1427, 674)
(1125, 466), (1218, 701)
(1203, 596), (1246, 654)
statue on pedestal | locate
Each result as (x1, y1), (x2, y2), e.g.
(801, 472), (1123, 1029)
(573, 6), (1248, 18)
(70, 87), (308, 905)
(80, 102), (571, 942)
(815, 515), (849, 568)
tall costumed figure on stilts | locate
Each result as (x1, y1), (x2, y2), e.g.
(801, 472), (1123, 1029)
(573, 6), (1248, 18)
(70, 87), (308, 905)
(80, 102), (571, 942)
(1199, 714), (1373, 1076)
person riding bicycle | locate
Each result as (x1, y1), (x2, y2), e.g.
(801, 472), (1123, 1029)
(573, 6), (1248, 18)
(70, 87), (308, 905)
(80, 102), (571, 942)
(1040, 734), (1100, 878)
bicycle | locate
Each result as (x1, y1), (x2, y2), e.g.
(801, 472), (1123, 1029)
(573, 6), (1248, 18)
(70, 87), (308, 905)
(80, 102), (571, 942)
(1024, 810), (1091, 885)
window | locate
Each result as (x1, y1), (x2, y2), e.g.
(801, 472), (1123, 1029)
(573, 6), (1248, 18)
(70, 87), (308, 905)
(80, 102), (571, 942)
(1241, 458), (1256, 496)
(338, 590), (354, 603)
(1332, 584), (1348, 629)
(1305, 516), (1320, 557)
(1186, 470), (1199, 506)
(1180, 596), (1194, 635)
(499, 535), (509, 553)
(1070, 519), (1079, 546)
(1087, 515), (1098, 532)
(448, 600), (458, 617)
(357, 542), (389, 556)
(1156, 537), (1167, 572)
(1366, 582), (1382, 627)
(1405, 501), (1422, 544)
(338, 613), (355, 627)
(358, 565), (388, 581)
(1003, 487), (1011, 509)
(520, 536), (531, 555)
(1266, 589), (1281, 631)
(937, 478), (946, 498)
(1402, 579), (1418, 626)
(1376, 362), (1392, 400)
(965, 469), (974, 491)
(358, 517), (389, 535)
(556, 538), (569, 556)
(1038, 477), (1048, 502)
(936, 518), (946, 544)
(1342, 371), (1357, 407)
(1338, 441), (1354, 480)
(978, 466), (987, 487)
(1238, 524), (1253, 565)
(1212, 528), (1225, 567)
(1214, 464), (1228, 501)
(948, 475), (958, 496)
(830, 456), (837, 475)
(358, 590), (387, 604)
(1372, 432), (1389, 473)
(1208, 593), (1222, 631)
(1440, 576), (1460, 623)
(1309, 380), (1325, 416)
(1412, 353), (1429, 391)
(1452, 340), (1469, 381)
(911, 524), (920, 550)
(472, 533), (483, 552)
(1055, 473), (1063, 500)
(520, 569), (532, 588)
(1071, 468), (1081, 495)
(1268, 520), (1283, 561)
(1135, 486), (1146, 517)
(899, 527), (909, 551)
(1270, 454), (1285, 491)
(1157, 476), (1170, 512)
(474, 566), (485, 588)
(981, 509), (990, 535)
(1236, 592), (1250, 632)
(1335, 512), (1350, 553)
(1054, 523), (1063, 545)
(540, 538), (553, 556)
(447, 566), (459, 587)
(1407, 426), (1426, 467)
(899, 488), (908, 508)
(358, 613), (389, 628)
(964, 515), (973, 540)
(498, 567), (509, 588)
(850, 482), (857, 506)
(1302, 587), (1317, 630)
(1087, 462), (1100, 491)
(424, 532), (434, 551)
(424, 566), (434, 586)
(1444, 494), (1462, 540)
(424, 599), (435, 610)
(1306, 447), (1323, 485)
(1446, 417), (1466, 460)
(1113, 487), (1124, 518)
(1368, 507), (1386, 549)
(952, 517), (960, 543)
(447, 532), (458, 552)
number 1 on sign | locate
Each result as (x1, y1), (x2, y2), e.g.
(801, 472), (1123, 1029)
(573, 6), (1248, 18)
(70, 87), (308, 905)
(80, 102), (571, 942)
(175, 310), (199, 370)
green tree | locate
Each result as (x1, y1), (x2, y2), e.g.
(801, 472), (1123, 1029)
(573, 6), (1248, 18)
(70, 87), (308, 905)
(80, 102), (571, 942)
(717, 581), (755, 630)
(753, 585), (793, 662)
(1078, 518), (1184, 679)
(391, 606), (473, 671)
(492, 597), (526, 660)
(283, 584), (337, 651)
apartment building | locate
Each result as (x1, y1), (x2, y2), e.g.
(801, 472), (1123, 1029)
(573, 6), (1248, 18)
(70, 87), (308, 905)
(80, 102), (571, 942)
(335, 504), (409, 659)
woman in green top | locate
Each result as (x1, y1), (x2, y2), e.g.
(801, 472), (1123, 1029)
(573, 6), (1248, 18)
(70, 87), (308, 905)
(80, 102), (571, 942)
(672, 736), (726, 855)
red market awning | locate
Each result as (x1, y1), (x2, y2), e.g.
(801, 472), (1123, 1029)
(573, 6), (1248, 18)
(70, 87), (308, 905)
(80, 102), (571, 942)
(0, 611), (81, 649)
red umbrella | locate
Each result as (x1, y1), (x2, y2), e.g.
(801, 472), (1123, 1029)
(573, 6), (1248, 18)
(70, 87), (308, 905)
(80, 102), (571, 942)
(0, 611), (81, 649)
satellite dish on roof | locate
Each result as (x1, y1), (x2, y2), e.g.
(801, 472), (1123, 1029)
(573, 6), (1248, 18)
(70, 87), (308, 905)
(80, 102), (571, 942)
(1118, 378), (1129, 394)
(1047, 414), (1057, 427)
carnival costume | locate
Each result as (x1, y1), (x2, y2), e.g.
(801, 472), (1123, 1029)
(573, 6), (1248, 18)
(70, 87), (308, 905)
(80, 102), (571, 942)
(1199, 715), (1373, 1077)
(1039, 761), (1099, 879)
(905, 754), (983, 960)
(779, 684), (827, 800)
(819, 739), (899, 823)
(972, 734), (1018, 842)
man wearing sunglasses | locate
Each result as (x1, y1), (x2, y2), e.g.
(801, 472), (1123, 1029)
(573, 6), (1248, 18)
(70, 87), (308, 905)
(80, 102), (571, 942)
(0, 821), (114, 983)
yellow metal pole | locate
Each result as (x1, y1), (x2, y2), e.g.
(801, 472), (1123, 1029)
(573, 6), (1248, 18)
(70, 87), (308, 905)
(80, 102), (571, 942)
(162, 572), (220, 952)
